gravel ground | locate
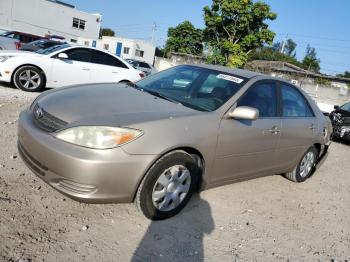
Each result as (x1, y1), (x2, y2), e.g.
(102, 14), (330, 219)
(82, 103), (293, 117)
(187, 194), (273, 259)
(0, 83), (349, 262)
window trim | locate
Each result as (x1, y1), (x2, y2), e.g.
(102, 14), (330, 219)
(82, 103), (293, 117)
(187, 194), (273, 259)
(236, 80), (279, 119)
(277, 81), (315, 118)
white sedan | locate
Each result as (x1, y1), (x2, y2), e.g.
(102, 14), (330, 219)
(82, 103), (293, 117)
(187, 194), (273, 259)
(0, 44), (144, 92)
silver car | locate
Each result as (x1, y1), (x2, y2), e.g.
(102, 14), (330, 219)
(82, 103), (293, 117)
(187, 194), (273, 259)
(126, 59), (157, 76)
(18, 65), (332, 220)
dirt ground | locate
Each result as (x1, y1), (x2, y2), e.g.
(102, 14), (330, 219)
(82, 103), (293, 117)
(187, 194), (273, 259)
(0, 83), (349, 262)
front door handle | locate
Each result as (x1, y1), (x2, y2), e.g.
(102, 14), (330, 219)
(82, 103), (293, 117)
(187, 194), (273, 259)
(82, 68), (91, 71)
(268, 126), (281, 135)
(309, 124), (317, 130)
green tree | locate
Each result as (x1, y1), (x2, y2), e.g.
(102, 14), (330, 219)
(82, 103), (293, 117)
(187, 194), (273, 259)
(272, 38), (297, 57)
(165, 21), (203, 56)
(99, 28), (115, 38)
(203, 0), (277, 68)
(302, 44), (320, 72)
(248, 46), (304, 68)
(336, 71), (350, 78)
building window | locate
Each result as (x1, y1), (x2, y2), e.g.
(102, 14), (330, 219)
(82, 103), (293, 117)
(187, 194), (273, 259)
(123, 47), (130, 54)
(135, 49), (144, 58)
(84, 41), (89, 46)
(103, 44), (110, 50)
(72, 17), (86, 30)
(70, 39), (77, 43)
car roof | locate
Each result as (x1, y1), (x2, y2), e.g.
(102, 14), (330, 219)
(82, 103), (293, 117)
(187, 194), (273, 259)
(189, 64), (264, 79)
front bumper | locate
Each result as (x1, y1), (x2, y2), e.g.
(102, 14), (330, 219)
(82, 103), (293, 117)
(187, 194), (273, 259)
(18, 110), (157, 203)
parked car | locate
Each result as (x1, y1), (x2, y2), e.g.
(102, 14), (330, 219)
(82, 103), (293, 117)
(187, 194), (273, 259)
(20, 39), (67, 52)
(0, 31), (43, 50)
(0, 44), (144, 92)
(126, 59), (157, 76)
(329, 102), (350, 141)
(18, 65), (332, 220)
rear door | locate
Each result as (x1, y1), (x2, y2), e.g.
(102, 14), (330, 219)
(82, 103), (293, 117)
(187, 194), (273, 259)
(90, 49), (130, 83)
(276, 82), (318, 169)
(212, 80), (282, 183)
(51, 47), (92, 87)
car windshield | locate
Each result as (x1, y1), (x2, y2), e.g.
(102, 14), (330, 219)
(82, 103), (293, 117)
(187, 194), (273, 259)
(135, 65), (247, 112)
(340, 102), (350, 111)
(0, 31), (15, 38)
(36, 43), (70, 55)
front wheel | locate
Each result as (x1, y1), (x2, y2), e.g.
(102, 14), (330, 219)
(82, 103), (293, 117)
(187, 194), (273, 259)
(13, 66), (45, 92)
(285, 146), (318, 182)
(136, 150), (200, 220)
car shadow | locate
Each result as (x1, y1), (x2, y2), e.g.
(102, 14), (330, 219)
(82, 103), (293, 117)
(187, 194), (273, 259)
(132, 195), (214, 262)
(332, 137), (350, 146)
(0, 81), (52, 93)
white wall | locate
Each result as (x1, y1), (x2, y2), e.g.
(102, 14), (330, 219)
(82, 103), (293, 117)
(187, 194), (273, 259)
(93, 36), (156, 64)
(0, 0), (101, 42)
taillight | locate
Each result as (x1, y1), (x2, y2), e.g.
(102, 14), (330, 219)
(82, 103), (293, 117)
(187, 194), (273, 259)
(139, 72), (145, 78)
(15, 42), (21, 50)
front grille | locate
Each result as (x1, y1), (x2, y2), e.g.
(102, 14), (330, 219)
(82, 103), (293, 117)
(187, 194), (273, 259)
(33, 103), (67, 132)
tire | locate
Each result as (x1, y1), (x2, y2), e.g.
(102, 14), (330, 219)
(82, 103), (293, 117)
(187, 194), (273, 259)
(285, 146), (318, 183)
(136, 150), (200, 220)
(13, 66), (45, 92)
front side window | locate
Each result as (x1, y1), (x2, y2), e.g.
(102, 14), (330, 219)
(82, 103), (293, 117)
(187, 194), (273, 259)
(91, 50), (128, 68)
(340, 102), (350, 111)
(237, 82), (277, 117)
(135, 65), (247, 112)
(281, 84), (314, 117)
(64, 48), (92, 63)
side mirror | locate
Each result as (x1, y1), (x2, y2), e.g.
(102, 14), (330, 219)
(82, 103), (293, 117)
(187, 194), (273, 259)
(57, 52), (68, 59)
(228, 106), (259, 120)
(334, 105), (340, 110)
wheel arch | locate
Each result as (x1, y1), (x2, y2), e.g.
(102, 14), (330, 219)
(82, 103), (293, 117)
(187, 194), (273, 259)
(313, 143), (322, 158)
(11, 64), (47, 85)
(132, 146), (206, 201)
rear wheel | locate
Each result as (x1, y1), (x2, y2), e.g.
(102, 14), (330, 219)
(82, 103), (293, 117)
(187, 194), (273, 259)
(13, 66), (45, 92)
(136, 150), (200, 220)
(285, 146), (318, 182)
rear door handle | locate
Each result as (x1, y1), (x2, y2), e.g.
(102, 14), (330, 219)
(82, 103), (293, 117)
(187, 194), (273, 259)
(82, 68), (91, 71)
(268, 126), (281, 135)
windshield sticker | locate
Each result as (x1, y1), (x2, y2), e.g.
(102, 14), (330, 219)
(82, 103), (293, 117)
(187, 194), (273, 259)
(216, 74), (244, 84)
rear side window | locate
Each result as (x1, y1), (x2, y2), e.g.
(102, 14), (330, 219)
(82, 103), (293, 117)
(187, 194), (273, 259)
(91, 50), (128, 68)
(281, 84), (314, 117)
(238, 82), (278, 117)
(64, 48), (92, 63)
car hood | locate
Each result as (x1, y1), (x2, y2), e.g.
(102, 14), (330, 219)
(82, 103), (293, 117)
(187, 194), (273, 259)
(36, 83), (199, 127)
(0, 50), (43, 57)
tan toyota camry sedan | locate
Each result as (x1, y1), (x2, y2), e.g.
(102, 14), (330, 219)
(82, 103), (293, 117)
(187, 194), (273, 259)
(17, 64), (332, 220)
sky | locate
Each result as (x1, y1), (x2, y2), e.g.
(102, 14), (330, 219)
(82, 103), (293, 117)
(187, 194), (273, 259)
(64, 0), (350, 76)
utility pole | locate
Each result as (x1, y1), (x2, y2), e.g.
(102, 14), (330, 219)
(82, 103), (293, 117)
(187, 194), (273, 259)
(151, 23), (157, 45)
(280, 34), (288, 54)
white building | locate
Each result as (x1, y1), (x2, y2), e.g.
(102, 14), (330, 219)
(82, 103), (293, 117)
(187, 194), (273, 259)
(0, 0), (101, 43)
(92, 36), (156, 65)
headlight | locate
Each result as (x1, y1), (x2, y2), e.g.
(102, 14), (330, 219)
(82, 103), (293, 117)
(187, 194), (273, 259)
(55, 126), (143, 149)
(0, 56), (13, 62)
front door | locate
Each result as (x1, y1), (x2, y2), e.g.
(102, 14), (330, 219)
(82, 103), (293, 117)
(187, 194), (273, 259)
(51, 48), (92, 87)
(212, 81), (281, 184)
